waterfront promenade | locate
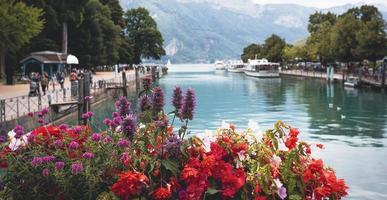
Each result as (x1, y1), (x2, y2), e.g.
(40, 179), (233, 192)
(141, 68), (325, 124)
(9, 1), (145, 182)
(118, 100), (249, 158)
(0, 71), (124, 99)
(0, 71), (136, 122)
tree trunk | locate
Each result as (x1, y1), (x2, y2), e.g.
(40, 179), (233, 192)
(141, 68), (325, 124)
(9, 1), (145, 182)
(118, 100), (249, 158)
(0, 52), (6, 79)
(62, 22), (68, 54)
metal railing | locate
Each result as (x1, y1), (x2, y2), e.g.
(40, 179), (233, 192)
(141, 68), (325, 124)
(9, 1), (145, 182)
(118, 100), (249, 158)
(0, 72), (143, 122)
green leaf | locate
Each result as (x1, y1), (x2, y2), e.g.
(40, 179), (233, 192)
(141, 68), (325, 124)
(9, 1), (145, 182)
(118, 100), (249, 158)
(206, 188), (219, 195)
(289, 194), (302, 200)
(161, 160), (179, 177)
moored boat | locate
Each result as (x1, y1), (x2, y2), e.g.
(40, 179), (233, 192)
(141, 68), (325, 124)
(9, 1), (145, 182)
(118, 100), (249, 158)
(244, 58), (280, 78)
(214, 60), (226, 70)
(344, 77), (359, 87)
(227, 60), (245, 73)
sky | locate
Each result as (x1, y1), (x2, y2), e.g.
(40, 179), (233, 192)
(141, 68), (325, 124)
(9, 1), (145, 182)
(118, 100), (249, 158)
(251, 0), (387, 8)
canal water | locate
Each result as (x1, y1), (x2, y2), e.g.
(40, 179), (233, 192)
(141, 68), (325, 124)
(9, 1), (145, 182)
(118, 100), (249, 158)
(91, 64), (387, 200)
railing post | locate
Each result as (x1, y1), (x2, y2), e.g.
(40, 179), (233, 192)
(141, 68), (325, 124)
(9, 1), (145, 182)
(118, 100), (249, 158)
(122, 70), (128, 97)
(38, 94), (42, 111)
(28, 96), (31, 113)
(77, 77), (85, 125)
(16, 97), (19, 118)
(135, 67), (140, 94)
(0, 99), (5, 122)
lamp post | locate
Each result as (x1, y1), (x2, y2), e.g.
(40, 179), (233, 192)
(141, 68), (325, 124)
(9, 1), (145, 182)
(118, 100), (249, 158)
(382, 56), (387, 87)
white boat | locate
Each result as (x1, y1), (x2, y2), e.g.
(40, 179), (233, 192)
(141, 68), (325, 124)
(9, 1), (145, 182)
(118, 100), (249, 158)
(166, 59), (172, 68)
(227, 60), (245, 73)
(244, 58), (280, 78)
(214, 60), (226, 70)
(344, 77), (359, 87)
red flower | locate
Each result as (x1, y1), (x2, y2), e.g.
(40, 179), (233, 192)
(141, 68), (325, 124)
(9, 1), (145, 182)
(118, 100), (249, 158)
(210, 142), (226, 160)
(181, 167), (199, 180)
(231, 142), (248, 155)
(153, 187), (172, 200)
(289, 128), (300, 137)
(316, 143), (324, 149)
(111, 171), (148, 199)
(309, 159), (324, 173)
(169, 177), (181, 192)
(285, 136), (298, 150)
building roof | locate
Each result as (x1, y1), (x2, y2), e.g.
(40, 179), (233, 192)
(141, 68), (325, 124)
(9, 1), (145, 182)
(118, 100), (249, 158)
(20, 51), (68, 64)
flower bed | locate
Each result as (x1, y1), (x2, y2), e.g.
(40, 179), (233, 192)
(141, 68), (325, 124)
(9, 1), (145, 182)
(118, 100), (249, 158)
(0, 78), (348, 200)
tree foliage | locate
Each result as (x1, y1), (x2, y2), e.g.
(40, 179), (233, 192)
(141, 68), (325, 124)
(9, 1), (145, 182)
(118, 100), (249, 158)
(124, 7), (165, 65)
(0, 0), (44, 78)
(241, 44), (262, 62)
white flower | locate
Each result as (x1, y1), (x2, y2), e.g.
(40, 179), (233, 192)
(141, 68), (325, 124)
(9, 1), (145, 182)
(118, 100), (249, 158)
(237, 150), (246, 161)
(274, 178), (283, 189)
(248, 120), (259, 132)
(139, 123), (146, 129)
(197, 129), (214, 152)
(7, 130), (31, 151)
(271, 155), (282, 168)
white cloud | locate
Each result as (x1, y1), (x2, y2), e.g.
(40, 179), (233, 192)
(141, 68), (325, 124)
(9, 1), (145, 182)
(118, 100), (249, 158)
(251, 0), (387, 8)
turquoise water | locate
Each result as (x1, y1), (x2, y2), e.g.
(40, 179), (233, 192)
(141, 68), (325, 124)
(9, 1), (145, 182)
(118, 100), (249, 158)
(93, 64), (387, 200)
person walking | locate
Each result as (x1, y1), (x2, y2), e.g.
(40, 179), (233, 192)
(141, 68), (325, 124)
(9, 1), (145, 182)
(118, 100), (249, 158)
(70, 69), (78, 97)
(41, 72), (49, 95)
(56, 70), (65, 90)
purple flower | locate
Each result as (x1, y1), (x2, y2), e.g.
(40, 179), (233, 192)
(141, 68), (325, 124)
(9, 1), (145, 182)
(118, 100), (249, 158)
(42, 168), (50, 177)
(138, 95), (152, 112)
(180, 88), (196, 120)
(31, 157), (43, 167)
(142, 76), (153, 91)
(54, 139), (63, 148)
(71, 162), (83, 175)
(154, 116), (169, 129)
(152, 87), (165, 114)
(55, 161), (65, 170)
(72, 126), (82, 134)
(84, 96), (93, 101)
(163, 135), (182, 157)
(27, 134), (35, 143)
(112, 112), (120, 118)
(37, 118), (45, 124)
(0, 135), (6, 143)
(42, 155), (55, 163)
(178, 190), (187, 199)
(27, 112), (34, 117)
(172, 86), (183, 110)
(90, 133), (101, 142)
(113, 116), (122, 127)
(103, 136), (112, 143)
(103, 118), (112, 126)
(115, 97), (132, 117)
(41, 107), (49, 115)
(82, 111), (94, 119)
(117, 139), (130, 148)
(82, 152), (94, 159)
(119, 152), (129, 164)
(68, 141), (80, 150)
(121, 114), (136, 139)
(59, 124), (68, 131)
(13, 125), (24, 139)
(277, 186), (287, 200)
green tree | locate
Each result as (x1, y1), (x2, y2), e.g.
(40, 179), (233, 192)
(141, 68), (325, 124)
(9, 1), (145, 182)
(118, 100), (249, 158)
(70, 0), (121, 68)
(0, 0), (43, 79)
(330, 13), (360, 63)
(308, 12), (337, 34)
(352, 5), (387, 62)
(306, 22), (335, 65)
(241, 44), (262, 62)
(100, 0), (125, 28)
(124, 7), (165, 65)
(283, 43), (309, 63)
(262, 34), (286, 62)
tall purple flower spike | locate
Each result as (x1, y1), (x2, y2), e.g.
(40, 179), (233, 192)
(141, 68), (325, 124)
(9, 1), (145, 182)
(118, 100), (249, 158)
(180, 88), (196, 120)
(152, 87), (165, 114)
(172, 86), (183, 111)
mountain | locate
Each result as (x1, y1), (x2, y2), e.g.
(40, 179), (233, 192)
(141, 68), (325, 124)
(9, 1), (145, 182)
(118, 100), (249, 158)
(120, 0), (387, 63)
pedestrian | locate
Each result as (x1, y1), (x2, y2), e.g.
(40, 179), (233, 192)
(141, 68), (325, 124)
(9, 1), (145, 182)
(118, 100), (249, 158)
(41, 72), (49, 95)
(70, 69), (78, 97)
(56, 70), (65, 90)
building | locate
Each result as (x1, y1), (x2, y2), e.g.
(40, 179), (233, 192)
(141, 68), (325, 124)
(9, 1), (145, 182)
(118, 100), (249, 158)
(20, 51), (78, 77)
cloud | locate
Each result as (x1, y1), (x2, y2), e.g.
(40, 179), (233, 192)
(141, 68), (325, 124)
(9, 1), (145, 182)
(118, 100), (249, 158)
(251, 0), (387, 8)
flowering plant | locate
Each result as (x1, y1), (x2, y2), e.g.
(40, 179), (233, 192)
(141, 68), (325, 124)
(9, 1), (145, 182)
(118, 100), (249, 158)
(0, 79), (348, 199)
